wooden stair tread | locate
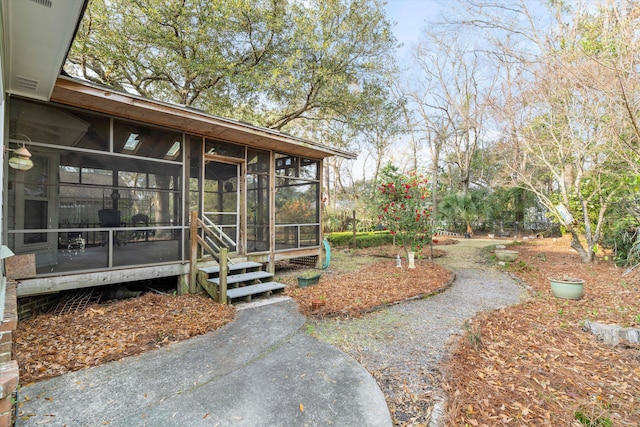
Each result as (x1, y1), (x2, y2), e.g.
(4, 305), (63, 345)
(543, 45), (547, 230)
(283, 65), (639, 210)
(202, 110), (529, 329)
(198, 261), (264, 275)
(226, 282), (286, 299)
(208, 270), (273, 285)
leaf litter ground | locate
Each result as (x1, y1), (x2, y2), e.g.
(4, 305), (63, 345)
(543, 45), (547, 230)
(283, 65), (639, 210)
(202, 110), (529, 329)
(14, 294), (235, 385)
(443, 237), (640, 426)
(13, 237), (640, 426)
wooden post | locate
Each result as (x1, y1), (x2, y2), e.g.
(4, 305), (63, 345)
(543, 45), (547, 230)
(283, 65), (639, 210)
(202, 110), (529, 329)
(352, 209), (357, 249)
(189, 211), (198, 294)
(177, 274), (189, 295)
(219, 247), (228, 304)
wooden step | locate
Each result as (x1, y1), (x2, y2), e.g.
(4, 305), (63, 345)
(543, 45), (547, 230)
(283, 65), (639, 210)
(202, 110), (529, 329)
(226, 282), (286, 301)
(198, 261), (264, 275)
(207, 270), (273, 286)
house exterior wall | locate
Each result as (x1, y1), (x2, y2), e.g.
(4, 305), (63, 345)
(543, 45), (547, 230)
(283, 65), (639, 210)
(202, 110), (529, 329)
(0, 67), (18, 427)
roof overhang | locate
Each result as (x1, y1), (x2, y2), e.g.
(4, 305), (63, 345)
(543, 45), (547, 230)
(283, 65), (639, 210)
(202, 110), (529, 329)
(2, 0), (87, 101)
(51, 76), (357, 160)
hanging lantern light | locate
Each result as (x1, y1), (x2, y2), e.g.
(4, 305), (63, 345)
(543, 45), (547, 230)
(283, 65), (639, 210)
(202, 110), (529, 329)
(8, 146), (34, 171)
(6, 134), (34, 171)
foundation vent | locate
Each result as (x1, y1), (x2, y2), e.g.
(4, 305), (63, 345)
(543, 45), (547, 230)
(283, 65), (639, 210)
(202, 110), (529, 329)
(15, 75), (39, 91)
(29, 0), (53, 8)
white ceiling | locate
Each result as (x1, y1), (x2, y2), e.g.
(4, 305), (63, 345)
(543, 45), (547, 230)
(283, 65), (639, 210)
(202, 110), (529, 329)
(2, 0), (86, 101)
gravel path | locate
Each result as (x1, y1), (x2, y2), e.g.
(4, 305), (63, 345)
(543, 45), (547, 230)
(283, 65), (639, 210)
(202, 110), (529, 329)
(308, 239), (528, 426)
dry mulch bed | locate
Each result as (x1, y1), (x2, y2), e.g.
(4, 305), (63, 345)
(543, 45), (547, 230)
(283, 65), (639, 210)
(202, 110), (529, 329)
(443, 237), (640, 426)
(16, 237), (639, 426)
(286, 259), (453, 317)
(13, 250), (452, 386)
(14, 293), (235, 385)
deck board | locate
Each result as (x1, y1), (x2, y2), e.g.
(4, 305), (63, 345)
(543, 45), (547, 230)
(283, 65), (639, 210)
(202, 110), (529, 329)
(226, 282), (286, 299)
(207, 270), (273, 285)
(199, 261), (263, 275)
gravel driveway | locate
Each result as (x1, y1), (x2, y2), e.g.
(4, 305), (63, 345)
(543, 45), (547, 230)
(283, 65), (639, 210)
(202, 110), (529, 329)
(308, 239), (528, 426)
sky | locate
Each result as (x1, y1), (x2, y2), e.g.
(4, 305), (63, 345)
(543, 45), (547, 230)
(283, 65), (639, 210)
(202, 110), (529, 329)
(382, 0), (445, 64)
(350, 1), (446, 179)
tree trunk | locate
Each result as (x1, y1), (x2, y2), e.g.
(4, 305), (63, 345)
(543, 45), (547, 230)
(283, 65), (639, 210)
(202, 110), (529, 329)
(514, 188), (525, 223)
(431, 145), (440, 221)
(569, 230), (594, 263)
(324, 161), (331, 207)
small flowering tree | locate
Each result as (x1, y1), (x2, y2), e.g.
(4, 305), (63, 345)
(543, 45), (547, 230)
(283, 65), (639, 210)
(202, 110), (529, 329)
(377, 165), (434, 254)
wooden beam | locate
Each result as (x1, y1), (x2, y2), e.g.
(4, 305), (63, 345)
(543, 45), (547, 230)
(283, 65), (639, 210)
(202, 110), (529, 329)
(189, 211), (199, 294)
(17, 264), (189, 297)
(177, 274), (189, 295)
(273, 247), (322, 261)
(199, 276), (219, 301)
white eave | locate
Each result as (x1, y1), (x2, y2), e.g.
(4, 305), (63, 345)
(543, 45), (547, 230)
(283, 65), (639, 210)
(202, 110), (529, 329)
(2, 0), (87, 101)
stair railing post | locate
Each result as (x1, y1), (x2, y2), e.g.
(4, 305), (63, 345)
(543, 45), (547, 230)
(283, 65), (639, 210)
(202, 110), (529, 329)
(189, 211), (199, 293)
(219, 247), (229, 304)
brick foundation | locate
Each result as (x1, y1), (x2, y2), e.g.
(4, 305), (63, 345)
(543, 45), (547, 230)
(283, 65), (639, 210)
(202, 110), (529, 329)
(17, 293), (60, 320)
(0, 282), (18, 427)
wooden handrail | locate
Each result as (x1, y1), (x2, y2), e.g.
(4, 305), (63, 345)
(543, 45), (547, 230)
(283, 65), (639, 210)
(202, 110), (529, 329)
(201, 214), (236, 248)
(189, 211), (236, 303)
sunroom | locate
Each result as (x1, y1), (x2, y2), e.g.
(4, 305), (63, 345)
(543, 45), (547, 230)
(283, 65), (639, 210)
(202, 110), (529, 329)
(6, 77), (354, 297)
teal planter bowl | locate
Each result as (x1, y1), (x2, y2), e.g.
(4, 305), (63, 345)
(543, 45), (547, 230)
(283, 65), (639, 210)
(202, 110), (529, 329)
(297, 273), (321, 287)
(550, 278), (584, 300)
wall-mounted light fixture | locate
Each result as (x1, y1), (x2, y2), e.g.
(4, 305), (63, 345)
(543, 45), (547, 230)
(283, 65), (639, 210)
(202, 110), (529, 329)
(6, 134), (34, 171)
(0, 245), (14, 260)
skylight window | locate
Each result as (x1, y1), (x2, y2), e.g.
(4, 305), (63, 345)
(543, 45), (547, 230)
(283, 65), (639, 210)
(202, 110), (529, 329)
(124, 133), (141, 151)
(165, 141), (181, 159)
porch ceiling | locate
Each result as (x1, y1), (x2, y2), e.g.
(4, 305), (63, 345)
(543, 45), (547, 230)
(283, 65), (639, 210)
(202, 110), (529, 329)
(2, 0), (87, 101)
(51, 77), (357, 160)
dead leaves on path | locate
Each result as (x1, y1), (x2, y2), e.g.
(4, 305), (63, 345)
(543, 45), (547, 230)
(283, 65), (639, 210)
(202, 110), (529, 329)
(445, 303), (640, 426)
(14, 293), (235, 385)
(443, 238), (640, 426)
(287, 259), (453, 317)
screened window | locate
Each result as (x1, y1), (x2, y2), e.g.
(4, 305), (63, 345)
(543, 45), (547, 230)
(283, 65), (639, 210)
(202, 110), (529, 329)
(275, 154), (319, 180)
(188, 135), (203, 217)
(247, 149), (270, 252)
(275, 179), (319, 225)
(274, 153), (320, 251)
(9, 98), (110, 151)
(205, 139), (245, 158)
(7, 99), (185, 276)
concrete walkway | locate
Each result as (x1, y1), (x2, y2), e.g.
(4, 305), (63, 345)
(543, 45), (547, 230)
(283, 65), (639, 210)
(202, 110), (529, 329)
(18, 297), (392, 426)
(308, 238), (527, 426)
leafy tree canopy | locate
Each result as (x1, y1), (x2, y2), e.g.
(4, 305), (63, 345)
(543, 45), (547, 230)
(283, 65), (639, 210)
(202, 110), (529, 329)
(66, 0), (397, 132)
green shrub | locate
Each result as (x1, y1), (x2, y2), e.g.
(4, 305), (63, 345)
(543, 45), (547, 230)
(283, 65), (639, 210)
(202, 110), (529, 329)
(602, 221), (639, 266)
(325, 231), (395, 248)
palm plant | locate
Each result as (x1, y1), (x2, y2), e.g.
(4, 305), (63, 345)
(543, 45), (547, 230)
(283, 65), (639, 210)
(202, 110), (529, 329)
(438, 191), (491, 235)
